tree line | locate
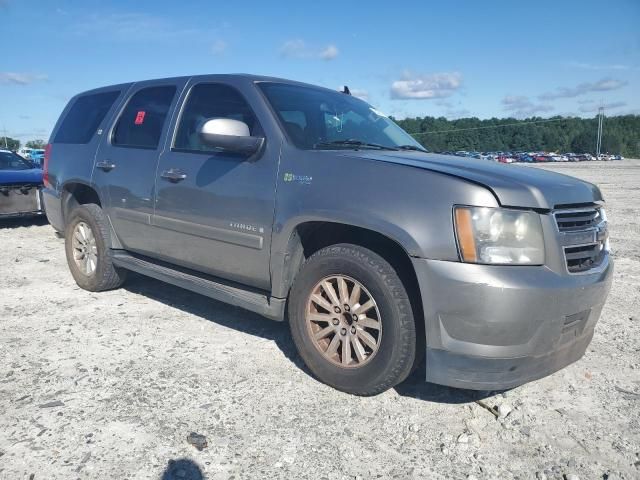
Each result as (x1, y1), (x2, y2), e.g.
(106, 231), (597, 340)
(2, 115), (639, 157)
(393, 114), (640, 157)
(0, 138), (46, 151)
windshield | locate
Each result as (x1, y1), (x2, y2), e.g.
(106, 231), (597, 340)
(258, 82), (425, 151)
(0, 151), (33, 170)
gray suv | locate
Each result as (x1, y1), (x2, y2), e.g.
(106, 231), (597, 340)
(42, 74), (613, 395)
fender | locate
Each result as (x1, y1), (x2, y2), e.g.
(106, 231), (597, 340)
(60, 179), (123, 249)
(60, 178), (100, 220)
(268, 145), (500, 299)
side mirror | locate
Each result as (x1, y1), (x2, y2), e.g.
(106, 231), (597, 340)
(198, 118), (264, 156)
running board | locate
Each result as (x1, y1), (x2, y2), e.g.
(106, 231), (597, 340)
(111, 251), (286, 321)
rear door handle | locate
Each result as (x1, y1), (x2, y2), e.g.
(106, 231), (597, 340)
(96, 161), (116, 172)
(161, 168), (187, 182)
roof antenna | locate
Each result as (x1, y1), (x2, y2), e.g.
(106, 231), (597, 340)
(341, 85), (351, 95)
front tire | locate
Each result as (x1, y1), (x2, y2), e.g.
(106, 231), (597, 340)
(64, 204), (127, 292)
(289, 244), (416, 396)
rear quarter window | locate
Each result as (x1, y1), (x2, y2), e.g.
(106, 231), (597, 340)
(54, 90), (121, 144)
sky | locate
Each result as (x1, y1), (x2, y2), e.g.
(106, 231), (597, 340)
(1, 0), (639, 143)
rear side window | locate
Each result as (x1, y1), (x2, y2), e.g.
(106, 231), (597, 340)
(173, 83), (259, 153)
(112, 86), (176, 149)
(54, 90), (120, 144)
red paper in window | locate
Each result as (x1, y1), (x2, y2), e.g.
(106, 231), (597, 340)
(134, 111), (146, 125)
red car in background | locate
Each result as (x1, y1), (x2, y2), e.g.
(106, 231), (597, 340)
(497, 154), (516, 163)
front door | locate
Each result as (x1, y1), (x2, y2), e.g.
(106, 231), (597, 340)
(151, 81), (279, 290)
(94, 81), (185, 255)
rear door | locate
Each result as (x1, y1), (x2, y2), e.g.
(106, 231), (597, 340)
(93, 79), (187, 254)
(151, 80), (280, 290)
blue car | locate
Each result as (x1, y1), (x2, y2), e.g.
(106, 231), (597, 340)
(0, 149), (45, 219)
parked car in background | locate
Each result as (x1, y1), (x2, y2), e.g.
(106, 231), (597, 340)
(516, 153), (534, 163)
(0, 149), (44, 219)
(549, 154), (567, 162)
(419, 151), (618, 163)
(29, 149), (46, 167)
(18, 147), (34, 159)
(497, 154), (515, 163)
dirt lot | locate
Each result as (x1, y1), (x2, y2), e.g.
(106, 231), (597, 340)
(1, 160), (639, 480)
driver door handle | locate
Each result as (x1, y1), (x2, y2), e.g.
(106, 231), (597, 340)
(96, 161), (116, 172)
(161, 168), (187, 182)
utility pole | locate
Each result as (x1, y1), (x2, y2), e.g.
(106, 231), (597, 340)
(2, 126), (8, 149)
(595, 106), (604, 158)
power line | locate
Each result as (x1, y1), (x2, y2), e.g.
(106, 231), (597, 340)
(406, 117), (581, 137)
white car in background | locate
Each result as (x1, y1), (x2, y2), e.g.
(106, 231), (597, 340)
(18, 148), (34, 159)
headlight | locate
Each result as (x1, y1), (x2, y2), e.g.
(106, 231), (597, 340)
(454, 206), (545, 265)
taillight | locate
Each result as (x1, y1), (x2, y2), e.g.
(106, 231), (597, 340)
(43, 143), (51, 188)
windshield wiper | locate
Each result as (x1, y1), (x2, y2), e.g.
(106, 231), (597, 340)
(397, 144), (428, 152)
(314, 140), (399, 151)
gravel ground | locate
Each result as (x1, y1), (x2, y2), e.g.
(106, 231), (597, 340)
(1, 160), (639, 480)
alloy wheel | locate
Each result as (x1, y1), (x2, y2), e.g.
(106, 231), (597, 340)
(305, 275), (382, 368)
(71, 221), (98, 276)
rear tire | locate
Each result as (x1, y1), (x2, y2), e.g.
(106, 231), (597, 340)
(289, 244), (416, 396)
(64, 204), (127, 291)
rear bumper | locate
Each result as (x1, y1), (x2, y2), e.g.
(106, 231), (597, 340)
(0, 186), (44, 218)
(413, 257), (613, 390)
(42, 187), (64, 231)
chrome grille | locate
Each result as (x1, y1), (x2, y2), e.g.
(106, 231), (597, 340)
(554, 206), (608, 274)
(554, 208), (602, 232)
(564, 243), (605, 273)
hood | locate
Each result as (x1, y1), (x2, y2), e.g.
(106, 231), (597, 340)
(0, 168), (43, 186)
(340, 151), (602, 209)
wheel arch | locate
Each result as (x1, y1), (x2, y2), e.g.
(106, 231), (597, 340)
(274, 219), (426, 367)
(60, 181), (122, 249)
(61, 180), (102, 223)
(272, 220), (424, 331)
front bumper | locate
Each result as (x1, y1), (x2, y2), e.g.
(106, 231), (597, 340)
(413, 256), (613, 390)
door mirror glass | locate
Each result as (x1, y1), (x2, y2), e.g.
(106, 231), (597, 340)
(198, 118), (264, 156)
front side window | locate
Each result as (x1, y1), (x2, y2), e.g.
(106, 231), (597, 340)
(258, 82), (426, 151)
(0, 151), (33, 170)
(112, 86), (176, 149)
(54, 90), (121, 144)
(173, 83), (259, 153)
